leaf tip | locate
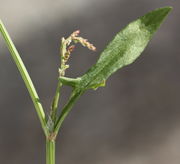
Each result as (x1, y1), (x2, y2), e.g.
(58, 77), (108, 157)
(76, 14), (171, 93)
(163, 6), (173, 11)
(139, 6), (172, 34)
(158, 6), (173, 15)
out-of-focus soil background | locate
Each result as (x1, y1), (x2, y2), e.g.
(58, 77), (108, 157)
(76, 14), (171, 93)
(0, 0), (179, 163)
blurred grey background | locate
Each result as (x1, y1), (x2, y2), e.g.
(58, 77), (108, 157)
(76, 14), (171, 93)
(0, 0), (179, 163)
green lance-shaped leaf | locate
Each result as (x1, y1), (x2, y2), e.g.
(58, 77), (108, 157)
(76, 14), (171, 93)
(55, 6), (172, 133)
(73, 7), (172, 90)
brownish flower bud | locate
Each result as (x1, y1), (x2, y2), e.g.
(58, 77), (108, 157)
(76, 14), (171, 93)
(72, 36), (96, 51)
(88, 43), (96, 51)
(68, 45), (75, 53)
(64, 52), (70, 62)
(71, 30), (80, 37)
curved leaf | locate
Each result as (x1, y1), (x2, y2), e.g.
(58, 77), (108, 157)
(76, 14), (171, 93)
(75, 7), (172, 90)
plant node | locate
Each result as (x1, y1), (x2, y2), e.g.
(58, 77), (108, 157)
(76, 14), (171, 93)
(47, 132), (57, 141)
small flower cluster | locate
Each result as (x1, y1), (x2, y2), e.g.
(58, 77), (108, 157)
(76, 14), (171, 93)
(63, 45), (75, 63)
(59, 30), (96, 77)
(71, 30), (96, 51)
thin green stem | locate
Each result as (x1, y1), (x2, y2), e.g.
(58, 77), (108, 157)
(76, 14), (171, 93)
(54, 89), (83, 134)
(50, 39), (65, 122)
(51, 79), (62, 121)
(46, 138), (55, 164)
(0, 20), (49, 137)
(50, 36), (72, 122)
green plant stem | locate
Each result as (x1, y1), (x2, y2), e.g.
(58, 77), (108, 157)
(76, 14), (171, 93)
(51, 79), (62, 121)
(54, 90), (83, 134)
(46, 139), (55, 164)
(50, 38), (66, 122)
(0, 20), (49, 137)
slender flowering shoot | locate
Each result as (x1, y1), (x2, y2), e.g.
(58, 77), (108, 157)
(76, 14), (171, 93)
(58, 30), (96, 77)
(0, 7), (172, 164)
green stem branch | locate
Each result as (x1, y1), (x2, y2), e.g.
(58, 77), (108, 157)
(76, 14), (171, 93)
(54, 90), (83, 134)
(50, 38), (66, 122)
(0, 20), (49, 137)
(51, 79), (62, 122)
